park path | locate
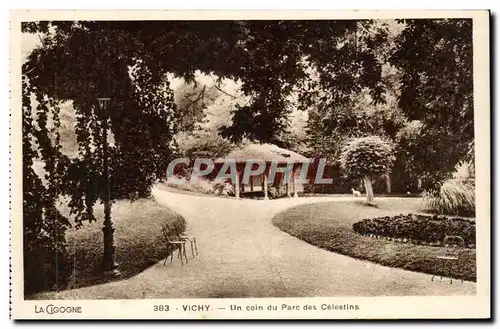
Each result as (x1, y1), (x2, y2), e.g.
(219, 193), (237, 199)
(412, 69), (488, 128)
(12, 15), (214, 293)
(46, 188), (475, 299)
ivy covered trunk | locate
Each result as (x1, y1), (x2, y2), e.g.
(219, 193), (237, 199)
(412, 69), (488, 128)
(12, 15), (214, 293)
(363, 176), (376, 206)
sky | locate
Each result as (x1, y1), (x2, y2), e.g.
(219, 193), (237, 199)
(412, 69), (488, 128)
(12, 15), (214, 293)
(21, 32), (40, 63)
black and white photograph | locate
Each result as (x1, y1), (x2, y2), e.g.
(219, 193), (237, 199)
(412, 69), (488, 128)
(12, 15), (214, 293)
(10, 10), (490, 319)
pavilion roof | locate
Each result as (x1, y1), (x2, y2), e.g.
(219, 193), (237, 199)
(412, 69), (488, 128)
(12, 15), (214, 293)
(214, 143), (310, 164)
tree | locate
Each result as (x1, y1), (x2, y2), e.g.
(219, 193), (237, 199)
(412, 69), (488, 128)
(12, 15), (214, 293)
(22, 23), (178, 292)
(340, 136), (395, 205)
(21, 20), (388, 292)
(276, 106), (309, 153)
(174, 77), (244, 161)
(304, 63), (406, 194)
(390, 19), (473, 185)
(307, 19), (474, 194)
(23, 78), (72, 293)
(174, 81), (220, 133)
(304, 20), (407, 168)
(176, 131), (233, 159)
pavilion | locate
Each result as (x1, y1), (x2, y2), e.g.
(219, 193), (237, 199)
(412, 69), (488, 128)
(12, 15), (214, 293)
(214, 143), (310, 199)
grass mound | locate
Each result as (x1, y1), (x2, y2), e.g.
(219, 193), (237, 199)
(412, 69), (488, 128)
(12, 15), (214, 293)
(27, 198), (185, 298)
(272, 199), (476, 282)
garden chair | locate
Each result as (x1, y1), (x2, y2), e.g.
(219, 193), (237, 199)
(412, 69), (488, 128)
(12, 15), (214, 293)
(172, 220), (199, 259)
(431, 235), (465, 284)
(161, 224), (188, 266)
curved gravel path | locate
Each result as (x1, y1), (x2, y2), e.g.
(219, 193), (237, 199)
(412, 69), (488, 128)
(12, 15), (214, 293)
(44, 188), (475, 299)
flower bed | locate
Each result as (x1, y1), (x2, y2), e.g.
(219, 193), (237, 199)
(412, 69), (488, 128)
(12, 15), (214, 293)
(352, 214), (475, 248)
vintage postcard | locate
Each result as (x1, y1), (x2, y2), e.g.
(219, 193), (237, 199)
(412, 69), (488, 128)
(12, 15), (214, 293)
(10, 9), (490, 320)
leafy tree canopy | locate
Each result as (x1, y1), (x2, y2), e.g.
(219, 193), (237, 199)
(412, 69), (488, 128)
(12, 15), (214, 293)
(22, 19), (386, 211)
(340, 135), (396, 179)
(390, 18), (473, 181)
(21, 21), (386, 290)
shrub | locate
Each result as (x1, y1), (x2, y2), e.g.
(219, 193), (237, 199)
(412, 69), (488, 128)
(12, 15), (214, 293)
(422, 178), (475, 217)
(176, 131), (233, 159)
(213, 181), (235, 196)
(164, 177), (216, 195)
(352, 213), (475, 247)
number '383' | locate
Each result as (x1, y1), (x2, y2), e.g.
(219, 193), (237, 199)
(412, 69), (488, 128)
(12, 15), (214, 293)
(153, 305), (170, 311)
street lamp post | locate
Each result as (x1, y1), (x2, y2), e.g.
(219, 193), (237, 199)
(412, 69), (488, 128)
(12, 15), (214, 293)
(97, 97), (120, 276)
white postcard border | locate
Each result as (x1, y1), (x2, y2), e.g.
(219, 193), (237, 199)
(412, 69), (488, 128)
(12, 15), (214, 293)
(9, 9), (491, 320)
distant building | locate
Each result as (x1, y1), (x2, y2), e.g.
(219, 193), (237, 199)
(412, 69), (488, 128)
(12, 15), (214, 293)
(214, 143), (310, 199)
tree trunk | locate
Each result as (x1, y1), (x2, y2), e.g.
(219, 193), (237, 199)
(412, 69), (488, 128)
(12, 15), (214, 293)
(235, 171), (240, 199)
(263, 172), (269, 199)
(364, 176), (376, 206)
(385, 173), (391, 194)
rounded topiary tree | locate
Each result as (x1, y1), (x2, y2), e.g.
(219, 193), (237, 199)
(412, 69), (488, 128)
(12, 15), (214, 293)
(340, 136), (396, 205)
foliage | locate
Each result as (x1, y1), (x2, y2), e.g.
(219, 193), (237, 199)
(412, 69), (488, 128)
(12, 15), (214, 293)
(277, 107), (310, 154)
(392, 120), (432, 191)
(454, 140), (475, 179)
(22, 22), (180, 293)
(22, 19), (387, 223)
(174, 82), (220, 133)
(340, 136), (395, 179)
(42, 101), (80, 157)
(390, 19), (473, 182)
(199, 80), (247, 133)
(173, 78), (241, 160)
(23, 77), (72, 294)
(453, 160), (475, 180)
(303, 21), (406, 165)
(176, 131), (234, 159)
(162, 179), (217, 196)
(305, 19), (473, 194)
(213, 182), (236, 196)
(423, 179), (475, 217)
(352, 214), (475, 247)
(24, 20), (386, 141)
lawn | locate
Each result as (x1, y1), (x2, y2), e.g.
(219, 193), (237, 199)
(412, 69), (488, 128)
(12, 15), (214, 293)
(272, 198), (476, 282)
(28, 197), (185, 299)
